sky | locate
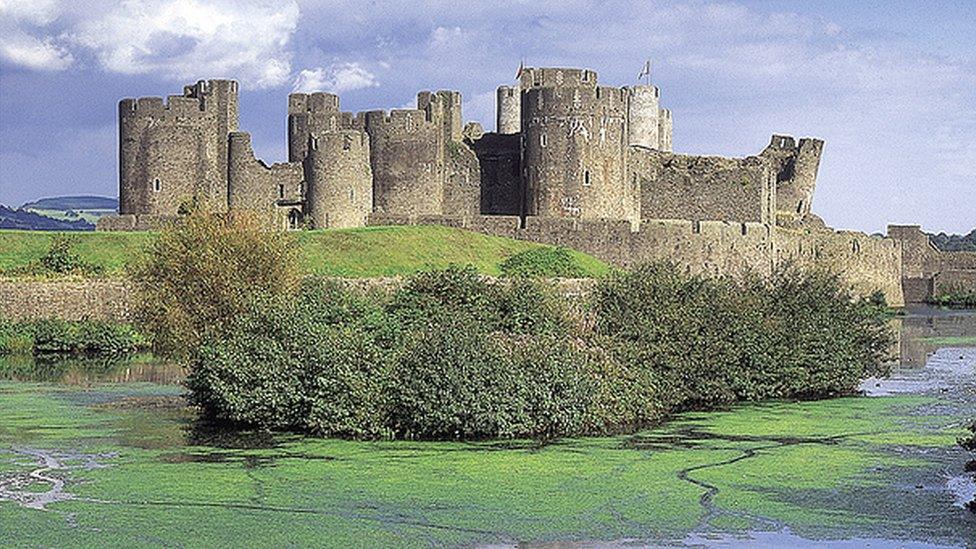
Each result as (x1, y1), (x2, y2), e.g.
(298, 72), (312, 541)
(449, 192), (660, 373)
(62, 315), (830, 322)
(0, 0), (973, 234)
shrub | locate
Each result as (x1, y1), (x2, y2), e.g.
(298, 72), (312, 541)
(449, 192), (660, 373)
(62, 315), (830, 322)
(930, 289), (976, 309)
(592, 263), (893, 411)
(0, 316), (34, 355)
(500, 246), (587, 278)
(960, 421), (976, 453)
(10, 234), (105, 277)
(130, 209), (301, 356)
(15, 319), (147, 356)
(389, 320), (597, 439)
(179, 261), (893, 441)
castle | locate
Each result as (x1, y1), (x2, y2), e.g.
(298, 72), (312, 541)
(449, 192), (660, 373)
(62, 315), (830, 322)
(99, 67), (976, 306)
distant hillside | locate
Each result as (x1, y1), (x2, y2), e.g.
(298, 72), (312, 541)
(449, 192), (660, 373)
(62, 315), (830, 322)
(21, 196), (118, 211)
(0, 205), (94, 231)
(19, 195), (117, 226)
(928, 229), (976, 252)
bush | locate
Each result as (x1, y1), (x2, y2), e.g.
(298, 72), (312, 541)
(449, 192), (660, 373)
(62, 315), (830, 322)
(0, 316), (34, 355)
(500, 246), (587, 278)
(592, 263), (892, 411)
(930, 289), (976, 309)
(180, 260), (893, 441)
(960, 421), (976, 453)
(131, 209), (301, 356)
(9, 234), (104, 277)
(0, 318), (146, 356)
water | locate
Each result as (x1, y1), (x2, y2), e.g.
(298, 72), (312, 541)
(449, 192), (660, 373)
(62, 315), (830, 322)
(0, 307), (974, 548)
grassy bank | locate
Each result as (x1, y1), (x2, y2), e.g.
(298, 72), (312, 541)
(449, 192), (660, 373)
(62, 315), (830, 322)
(0, 227), (609, 278)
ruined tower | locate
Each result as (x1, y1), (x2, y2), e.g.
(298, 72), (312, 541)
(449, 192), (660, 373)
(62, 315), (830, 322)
(761, 135), (824, 219)
(118, 79), (239, 216)
(287, 92), (341, 163)
(657, 108), (673, 152)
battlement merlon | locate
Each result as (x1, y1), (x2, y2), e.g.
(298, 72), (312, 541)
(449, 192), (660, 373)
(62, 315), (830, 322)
(307, 129), (371, 154)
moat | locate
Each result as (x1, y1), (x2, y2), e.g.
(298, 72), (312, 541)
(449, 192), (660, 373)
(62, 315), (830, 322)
(0, 306), (974, 548)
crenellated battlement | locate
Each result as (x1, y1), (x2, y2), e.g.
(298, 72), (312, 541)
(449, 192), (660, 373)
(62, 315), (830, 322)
(363, 108), (439, 134)
(288, 92), (340, 115)
(520, 67), (598, 89)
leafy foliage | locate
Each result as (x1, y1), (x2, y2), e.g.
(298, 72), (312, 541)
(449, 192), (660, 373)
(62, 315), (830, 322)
(930, 289), (976, 309)
(0, 317), (146, 356)
(130, 210), (301, 356)
(145, 215), (893, 440)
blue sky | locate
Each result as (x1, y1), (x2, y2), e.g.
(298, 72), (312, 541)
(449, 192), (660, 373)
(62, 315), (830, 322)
(0, 0), (973, 234)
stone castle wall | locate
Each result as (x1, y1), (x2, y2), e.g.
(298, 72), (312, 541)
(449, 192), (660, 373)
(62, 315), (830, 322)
(776, 228), (904, 305)
(630, 148), (774, 224)
(0, 279), (133, 322)
(366, 214), (904, 306)
(471, 133), (522, 215)
(228, 132), (304, 225)
(888, 225), (976, 302)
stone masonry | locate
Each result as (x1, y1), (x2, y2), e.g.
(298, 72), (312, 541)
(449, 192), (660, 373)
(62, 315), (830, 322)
(96, 65), (970, 305)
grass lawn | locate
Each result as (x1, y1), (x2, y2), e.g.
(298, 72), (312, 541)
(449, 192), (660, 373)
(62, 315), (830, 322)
(0, 226), (610, 278)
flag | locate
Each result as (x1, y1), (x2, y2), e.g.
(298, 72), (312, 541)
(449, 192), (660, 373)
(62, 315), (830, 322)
(638, 60), (651, 81)
(516, 60), (524, 80)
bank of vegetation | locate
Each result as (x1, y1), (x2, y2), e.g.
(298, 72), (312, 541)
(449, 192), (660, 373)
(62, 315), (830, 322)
(129, 211), (893, 440)
(0, 316), (147, 356)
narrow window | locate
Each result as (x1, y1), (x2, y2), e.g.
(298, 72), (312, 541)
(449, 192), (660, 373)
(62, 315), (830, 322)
(153, 178), (161, 192)
(583, 170), (591, 187)
(343, 136), (352, 150)
(540, 134), (548, 148)
(310, 136), (318, 151)
(278, 184), (285, 199)
(349, 189), (355, 202)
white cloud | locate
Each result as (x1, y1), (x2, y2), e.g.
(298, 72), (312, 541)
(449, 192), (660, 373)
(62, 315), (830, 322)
(292, 63), (379, 94)
(0, 31), (73, 71)
(68, 0), (300, 88)
(0, 0), (72, 70)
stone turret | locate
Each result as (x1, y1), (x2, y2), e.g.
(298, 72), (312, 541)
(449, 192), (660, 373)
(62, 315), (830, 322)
(626, 85), (660, 149)
(305, 130), (373, 229)
(520, 68), (633, 223)
(118, 79), (239, 216)
(761, 134), (824, 220)
(496, 85), (520, 134)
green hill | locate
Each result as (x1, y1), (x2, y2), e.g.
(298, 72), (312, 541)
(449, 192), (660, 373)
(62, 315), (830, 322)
(18, 195), (118, 227)
(20, 196), (118, 210)
(0, 225), (610, 278)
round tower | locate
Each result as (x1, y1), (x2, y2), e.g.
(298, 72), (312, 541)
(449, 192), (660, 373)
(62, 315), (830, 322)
(626, 85), (660, 149)
(521, 82), (632, 222)
(305, 130), (373, 229)
(496, 85), (520, 134)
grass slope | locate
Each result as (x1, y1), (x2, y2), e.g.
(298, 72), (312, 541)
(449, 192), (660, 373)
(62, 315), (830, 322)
(0, 226), (610, 278)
